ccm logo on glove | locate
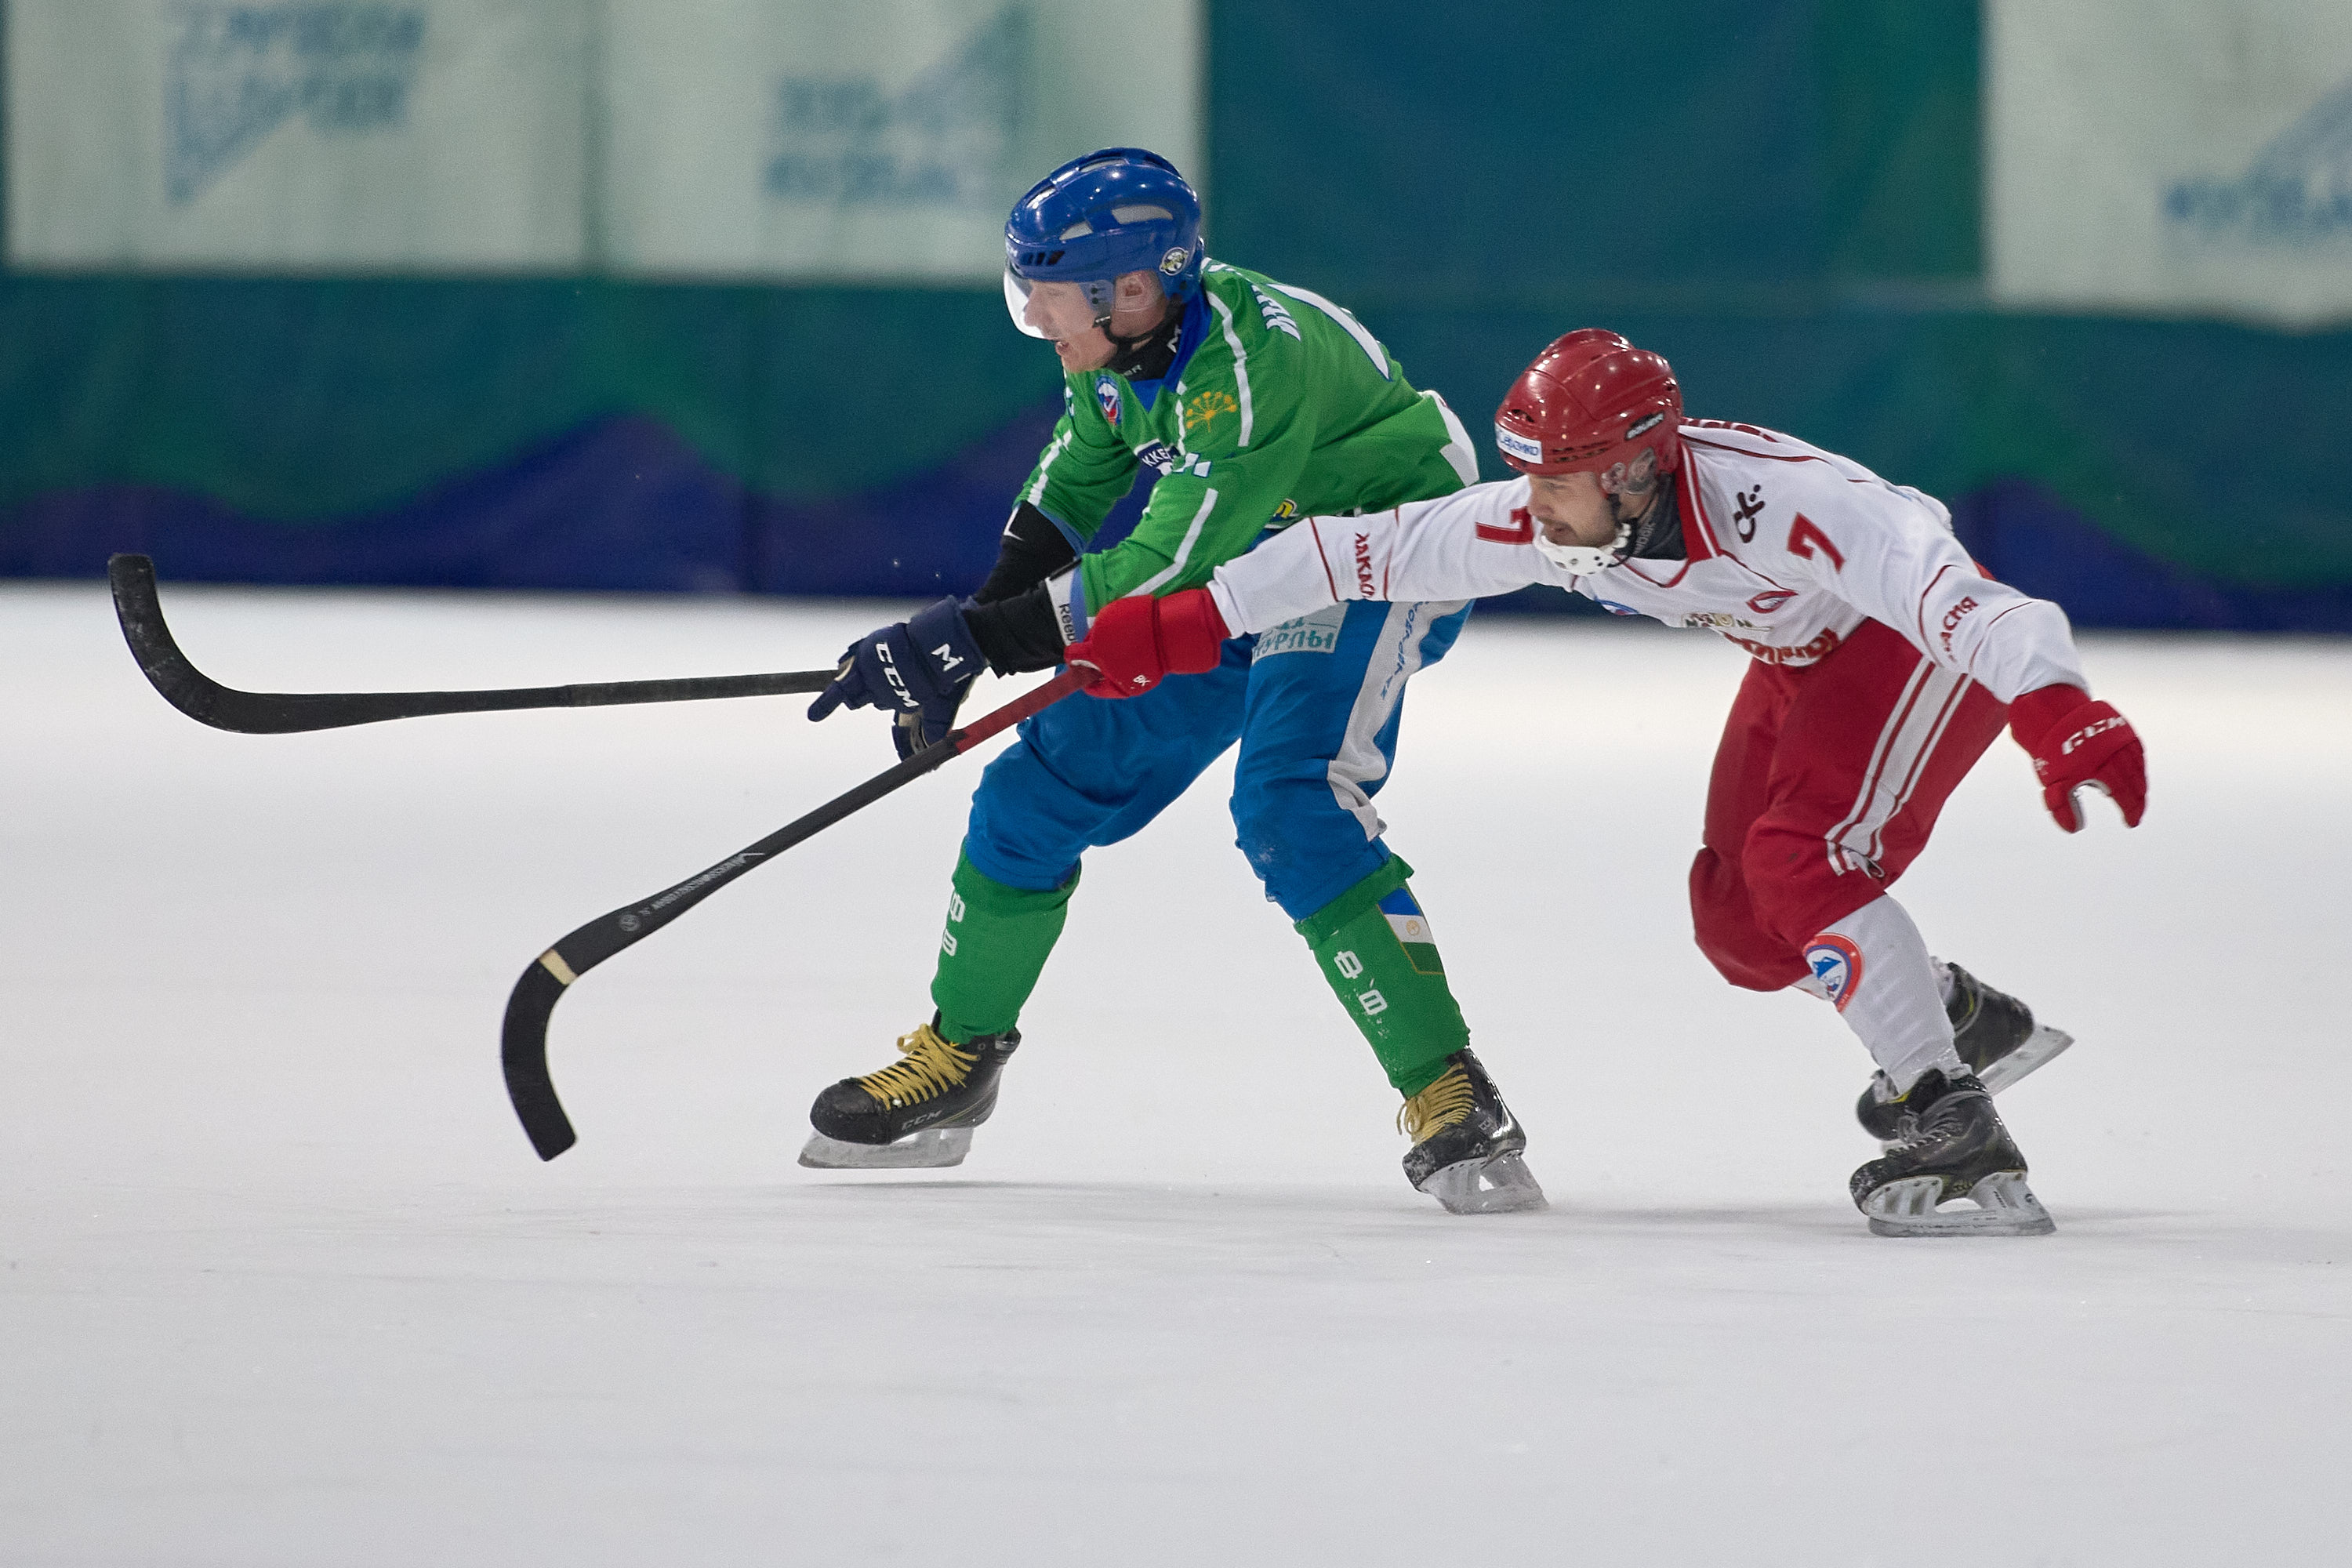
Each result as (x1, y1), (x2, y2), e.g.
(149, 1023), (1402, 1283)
(2060, 713), (2129, 756)
(2009, 684), (2147, 833)
(808, 597), (987, 759)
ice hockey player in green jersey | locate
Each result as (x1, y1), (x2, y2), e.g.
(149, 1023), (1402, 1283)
(802, 147), (1542, 1214)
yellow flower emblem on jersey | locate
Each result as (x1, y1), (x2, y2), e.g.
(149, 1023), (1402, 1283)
(1185, 388), (1239, 437)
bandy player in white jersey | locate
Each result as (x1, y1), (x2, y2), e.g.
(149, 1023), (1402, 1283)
(1060, 329), (2149, 1236)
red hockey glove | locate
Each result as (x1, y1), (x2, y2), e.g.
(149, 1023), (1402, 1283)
(1066, 590), (1232, 699)
(2009, 684), (2147, 833)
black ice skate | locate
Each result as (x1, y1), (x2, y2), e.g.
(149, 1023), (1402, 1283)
(1849, 1069), (2054, 1237)
(1856, 963), (2074, 1142)
(1399, 1050), (1547, 1215)
(797, 1019), (1020, 1170)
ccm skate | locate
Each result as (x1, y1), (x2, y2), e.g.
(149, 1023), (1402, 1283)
(1849, 1069), (2054, 1236)
(1857, 962), (2074, 1142)
(1399, 1050), (1547, 1214)
(798, 1019), (1019, 1170)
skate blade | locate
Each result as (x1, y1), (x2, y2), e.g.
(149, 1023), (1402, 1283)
(1862, 1171), (2055, 1237)
(1977, 1025), (2075, 1095)
(797, 1127), (973, 1171)
(1417, 1152), (1548, 1215)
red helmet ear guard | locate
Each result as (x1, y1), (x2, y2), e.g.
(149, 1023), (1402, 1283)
(1494, 330), (1683, 479)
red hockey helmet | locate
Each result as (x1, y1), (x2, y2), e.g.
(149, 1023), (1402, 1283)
(1493, 329), (1683, 481)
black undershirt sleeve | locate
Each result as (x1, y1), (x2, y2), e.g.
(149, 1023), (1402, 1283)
(973, 502), (1080, 604)
(963, 581), (1068, 675)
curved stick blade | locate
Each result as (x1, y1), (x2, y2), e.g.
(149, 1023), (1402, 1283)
(109, 552), (834, 733)
(502, 957), (578, 1160)
(109, 554), (241, 729)
(498, 669), (1086, 1160)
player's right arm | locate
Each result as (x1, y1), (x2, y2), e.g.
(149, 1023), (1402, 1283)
(1205, 478), (1555, 633)
(1014, 386), (1145, 552)
(1067, 480), (1553, 697)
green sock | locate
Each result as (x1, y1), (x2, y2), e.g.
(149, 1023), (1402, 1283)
(929, 850), (1079, 1044)
(1295, 855), (1471, 1095)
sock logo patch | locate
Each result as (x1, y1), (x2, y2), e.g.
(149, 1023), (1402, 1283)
(1377, 886), (1445, 975)
(1806, 934), (1864, 1013)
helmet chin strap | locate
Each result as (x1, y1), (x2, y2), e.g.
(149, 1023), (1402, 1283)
(1530, 516), (1632, 574)
(1530, 482), (1653, 573)
(1102, 301), (1181, 378)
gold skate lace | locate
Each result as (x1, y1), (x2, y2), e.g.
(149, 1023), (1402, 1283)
(853, 1023), (977, 1109)
(1397, 1065), (1474, 1144)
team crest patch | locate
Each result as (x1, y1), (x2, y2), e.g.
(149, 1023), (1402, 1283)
(1377, 887), (1444, 976)
(1096, 378), (1120, 427)
(1805, 935), (1864, 1013)
(1185, 387), (1238, 437)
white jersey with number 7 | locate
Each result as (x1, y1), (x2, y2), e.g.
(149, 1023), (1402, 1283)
(1207, 419), (2088, 705)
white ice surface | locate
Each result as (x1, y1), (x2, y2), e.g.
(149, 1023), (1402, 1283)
(3, 581), (2347, 1566)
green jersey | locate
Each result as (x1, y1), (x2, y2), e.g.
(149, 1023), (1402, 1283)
(1016, 262), (1478, 614)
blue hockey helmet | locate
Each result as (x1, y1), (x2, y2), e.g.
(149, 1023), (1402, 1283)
(1004, 147), (1203, 338)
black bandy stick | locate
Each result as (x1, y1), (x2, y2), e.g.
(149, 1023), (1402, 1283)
(108, 554), (835, 734)
(502, 669), (1087, 1160)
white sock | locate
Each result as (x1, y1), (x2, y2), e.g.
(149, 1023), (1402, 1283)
(1807, 896), (1964, 1094)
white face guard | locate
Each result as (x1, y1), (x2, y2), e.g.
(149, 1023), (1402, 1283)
(1530, 517), (1633, 575)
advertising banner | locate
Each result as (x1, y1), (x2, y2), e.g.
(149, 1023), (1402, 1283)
(600, 0), (1202, 281)
(1987, 0), (2352, 327)
(6, 0), (589, 270)
(7, 0), (1200, 281)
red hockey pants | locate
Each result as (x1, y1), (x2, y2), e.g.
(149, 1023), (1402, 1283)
(1689, 619), (2009, 991)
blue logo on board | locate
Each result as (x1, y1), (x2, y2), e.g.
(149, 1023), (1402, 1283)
(165, 4), (424, 205)
(765, 5), (1030, 208)
(2164, 74), (2352, 249)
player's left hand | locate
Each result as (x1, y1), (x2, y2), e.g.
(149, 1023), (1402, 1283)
(2009, 684), (2146, 833)
(808, 597), (985, 758)
(1066, 589), (1232, 699)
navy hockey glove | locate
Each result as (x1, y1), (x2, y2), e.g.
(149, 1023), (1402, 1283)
(808, 597), (985, 759)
